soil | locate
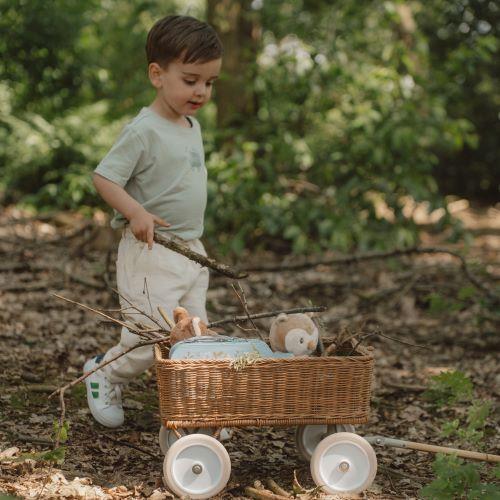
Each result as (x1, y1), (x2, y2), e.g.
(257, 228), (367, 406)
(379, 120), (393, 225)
(0, 202), (499, 499)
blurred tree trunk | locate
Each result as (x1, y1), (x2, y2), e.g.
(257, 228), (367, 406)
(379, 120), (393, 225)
(207, 0), (260, 132)
(394, 4), (421, 74)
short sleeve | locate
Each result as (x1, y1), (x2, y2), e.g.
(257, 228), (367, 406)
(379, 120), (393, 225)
(94, 126), (145, 187)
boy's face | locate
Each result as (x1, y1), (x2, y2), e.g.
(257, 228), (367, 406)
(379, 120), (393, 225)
(149, 57), (222, 118)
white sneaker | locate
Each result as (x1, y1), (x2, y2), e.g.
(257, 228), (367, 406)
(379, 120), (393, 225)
(83, 355), (124, 428)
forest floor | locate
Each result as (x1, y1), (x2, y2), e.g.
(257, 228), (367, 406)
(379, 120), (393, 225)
(0, 201), (499, 499)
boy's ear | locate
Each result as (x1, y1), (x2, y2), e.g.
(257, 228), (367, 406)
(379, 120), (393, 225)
(148, 62), (163, 89)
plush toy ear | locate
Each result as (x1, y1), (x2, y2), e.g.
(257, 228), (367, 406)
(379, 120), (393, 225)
(191, 317), (203, 336)
(276, 313), (288, 323)
(173, 307), (189, 324)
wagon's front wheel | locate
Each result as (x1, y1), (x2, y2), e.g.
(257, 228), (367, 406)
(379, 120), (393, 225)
(295, 424), (356, 461)
(163, 434), (231, 499)
(310, 432), (377, 495)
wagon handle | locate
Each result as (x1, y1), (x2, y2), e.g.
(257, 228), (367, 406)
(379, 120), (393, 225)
(366, 435), (500, 463)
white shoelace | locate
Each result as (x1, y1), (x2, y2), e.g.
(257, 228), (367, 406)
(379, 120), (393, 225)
(104, 383), (123, 407)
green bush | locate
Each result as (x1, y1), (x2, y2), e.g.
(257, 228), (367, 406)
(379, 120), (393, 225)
(0, 0), (493, 253)
(421, 371), (498, 499)
(421, 454), (500, 499)
(0, 97), (124, 210)
(205, 3), (475, 252)
(424, 370), (473, 407)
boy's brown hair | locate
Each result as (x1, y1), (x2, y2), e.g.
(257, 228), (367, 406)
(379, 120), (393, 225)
(146, 15), (223, 68)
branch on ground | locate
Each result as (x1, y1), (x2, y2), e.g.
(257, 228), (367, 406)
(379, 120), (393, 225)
(243, 246), (499, 303)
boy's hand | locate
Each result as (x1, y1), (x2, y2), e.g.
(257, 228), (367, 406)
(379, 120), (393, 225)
(129, 208), (170, 250)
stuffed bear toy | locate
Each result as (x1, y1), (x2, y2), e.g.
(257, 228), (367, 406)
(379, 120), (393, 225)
(169, 307), (213, 346)
(269, 313), (319, 356)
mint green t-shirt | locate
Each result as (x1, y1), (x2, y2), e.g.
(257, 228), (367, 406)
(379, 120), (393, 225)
(94, 107), (207, 240)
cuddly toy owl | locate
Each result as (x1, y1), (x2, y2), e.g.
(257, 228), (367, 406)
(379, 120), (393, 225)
(169, 307), (213, 346)
(269, 313), (319, 356)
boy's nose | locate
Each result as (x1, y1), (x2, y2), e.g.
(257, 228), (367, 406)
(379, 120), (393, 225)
(194, 83), (206, 98)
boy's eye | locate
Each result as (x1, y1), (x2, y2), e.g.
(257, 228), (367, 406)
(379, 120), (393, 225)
(183, 79), (215, 87)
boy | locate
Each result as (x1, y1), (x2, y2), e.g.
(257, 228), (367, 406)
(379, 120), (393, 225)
(84, 15), (223, 427)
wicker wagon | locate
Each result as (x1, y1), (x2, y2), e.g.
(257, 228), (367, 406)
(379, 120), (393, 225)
(155, 343), (376, 498)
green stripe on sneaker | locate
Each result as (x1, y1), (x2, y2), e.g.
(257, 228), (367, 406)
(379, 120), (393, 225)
(90, 382), (99, 389)
(92, 391), (99, 399)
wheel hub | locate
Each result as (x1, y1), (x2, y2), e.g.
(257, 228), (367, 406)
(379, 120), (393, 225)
(192, 463), (203, 475)
(338, 460), (350, 472)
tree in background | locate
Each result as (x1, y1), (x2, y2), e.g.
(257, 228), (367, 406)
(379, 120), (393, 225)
(207, 0), (260, 131)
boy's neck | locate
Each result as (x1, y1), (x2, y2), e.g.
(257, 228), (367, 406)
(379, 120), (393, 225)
(149, 98), (192, 128)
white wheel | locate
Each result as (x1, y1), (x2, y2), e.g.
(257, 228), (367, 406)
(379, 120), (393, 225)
(163, 434), (231, 499)
(159, 427), (214, 454)
(310, 432), (377, 495)
(295, 424), (356, 461)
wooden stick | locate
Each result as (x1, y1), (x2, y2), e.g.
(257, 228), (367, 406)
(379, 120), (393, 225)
(208, 306), (326, 328)
(266, 478), (292, 498)
(49, 337), (166, 399)
(153, 232), (248, 279)
(349, 330), (431, 354)
(244, 487), (290, 500)
(158, 306), (176, 329)
(115, 283), (165, 331)
(231, 281), (264, 339)
(370, 436), (500, 463)
(98, 432), (159, 459)
(52, 293), (142, 334)
(404, 440), (500, 463)
(24, 384), (58, 393)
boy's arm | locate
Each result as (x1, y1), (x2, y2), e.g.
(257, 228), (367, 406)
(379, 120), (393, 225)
(93, 173), (169, 249)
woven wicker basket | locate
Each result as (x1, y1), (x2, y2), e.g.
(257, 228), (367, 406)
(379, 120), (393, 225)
(155, 344), (374, 429)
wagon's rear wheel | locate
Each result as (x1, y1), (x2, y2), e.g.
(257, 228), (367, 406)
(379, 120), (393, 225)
(310, 432), (377, 495)
(163, 434), (231, 499)
(295, 424), (356, 461)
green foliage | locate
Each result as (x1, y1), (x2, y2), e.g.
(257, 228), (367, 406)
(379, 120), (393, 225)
(0, 97), (124, 210)
(422, 371), (498, 499)
(17, 446), (66, 464)
(424, 370), (473, 407)
(205, 0), (476, 252)
(492, 465), (500, 481)
(0, 0), (497, 251)
(458, 285), (477, 301)
(0, 0), (99, 117)
(426, 286), (477, 315)
(441, 400), (492, 447)
(421, 454), (500, 499)
(427, 292), (461, 314)
(53, 419), (70, 445)
(7, 420), (70, 465)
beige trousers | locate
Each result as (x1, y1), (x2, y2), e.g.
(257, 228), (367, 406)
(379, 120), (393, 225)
(103, 228), (209, 383)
